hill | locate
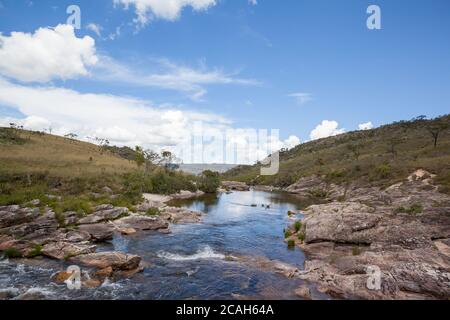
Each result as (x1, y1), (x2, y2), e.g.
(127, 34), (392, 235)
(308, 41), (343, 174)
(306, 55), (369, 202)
(223, 115), (450, 193)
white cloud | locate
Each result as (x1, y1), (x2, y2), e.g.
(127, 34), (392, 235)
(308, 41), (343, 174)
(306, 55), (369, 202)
(114, 0), (216, 26)
(283, 135), (300, 149)
(288, 92), (312, 105)
(0, 77), (297, 164)
(0, 24), (98, 83)
(95, 56), (259, 100)
(86, 23), (103, 37)
(358, 121), (374, 131)
(310, 120), (345, 140)
(248, 0), (257, 5)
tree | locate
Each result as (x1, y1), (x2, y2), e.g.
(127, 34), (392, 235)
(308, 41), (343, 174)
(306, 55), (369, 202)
(134, 146), (145, 168)
(199, 170), (221, 193)
(427, 120), (449, 148)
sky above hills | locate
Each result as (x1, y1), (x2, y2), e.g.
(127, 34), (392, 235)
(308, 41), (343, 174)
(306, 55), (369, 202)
(0, 0), (449, 163)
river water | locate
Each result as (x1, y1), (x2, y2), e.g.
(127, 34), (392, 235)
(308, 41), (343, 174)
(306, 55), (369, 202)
(0, 191), (321, 300)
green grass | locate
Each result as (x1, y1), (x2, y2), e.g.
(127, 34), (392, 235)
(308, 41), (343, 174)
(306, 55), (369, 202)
(2, 248), (23, 259)
(297, 232), (305, 242)
(27, 244), (43, 258)
(145, 207), (161, 216)
(394, 204), (423, 215)
(222, 115), (450, 193)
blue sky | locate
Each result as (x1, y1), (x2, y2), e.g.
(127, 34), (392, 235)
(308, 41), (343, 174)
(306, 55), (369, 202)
(0, 0), (449, 163)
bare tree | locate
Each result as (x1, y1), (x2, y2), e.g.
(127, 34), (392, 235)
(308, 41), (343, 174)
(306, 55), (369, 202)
(427, 119), (449, 148)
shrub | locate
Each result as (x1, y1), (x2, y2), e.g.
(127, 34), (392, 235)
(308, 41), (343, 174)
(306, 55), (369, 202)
(3, 248), (23, 259)
(287, 240), (296, 248)
(297, 232), (305, 242)
(376, 164), (392, 179)
(198, 170), (221, 193)
(145, 207), (160, 216)
(27, 244), (43, 258)
(294, 221), (302, 232)
(284, 230), (292, 238)
(352, 246), (362, 256)
(394, 204), (423, 215)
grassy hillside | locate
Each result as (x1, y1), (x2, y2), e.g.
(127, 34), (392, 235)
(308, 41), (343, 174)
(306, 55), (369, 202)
(0, 128), (204, 210)
(0, 128), (136, 177)
(223, 115), (450, 193)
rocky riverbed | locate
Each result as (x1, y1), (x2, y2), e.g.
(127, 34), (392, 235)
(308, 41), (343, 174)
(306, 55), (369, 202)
(284, 170), (450, 299)
(0, 191), (206, 291)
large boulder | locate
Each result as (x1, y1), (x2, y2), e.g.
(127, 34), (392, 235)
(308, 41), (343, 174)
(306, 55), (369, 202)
(222, 181), (250, 191)
(78, 207), (128, 225)
(0, 206), (40, 228)
(113, 215), (168, 231)
(71, 252), (141, 271)
(42, 241), (96, 260)
(78, 223), (114, 242)
(161, 207), (204, 224)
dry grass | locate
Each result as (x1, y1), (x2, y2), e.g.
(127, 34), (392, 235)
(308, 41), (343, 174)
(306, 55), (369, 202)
(0, 129), (137, 177)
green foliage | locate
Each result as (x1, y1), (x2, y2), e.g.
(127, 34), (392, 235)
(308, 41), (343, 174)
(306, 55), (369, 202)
(287, 240), (296, 248)
(297, 232), (305, 242)
(284, 230), (292, 238)
(27, 244), (43, 258)
(394, 204), (423, 215)
(352, 246), (362, 256)
(375, 164), (392, 179)
(198, 170), (221, 193)
(3, 248), (23, 259)
(145, 207), (160, 216)
(294, 221), (302, 232)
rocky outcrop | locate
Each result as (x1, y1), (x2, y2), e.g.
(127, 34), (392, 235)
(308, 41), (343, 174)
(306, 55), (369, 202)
(222, 181), (250, 191)
(171, 190), (205, 200)
(113, 215), (168, 231)
(42, 241), (96, 260)
(0, 206), (40, 229)
(161, 207), (204, 224)
(78, 223), (115, 242)
(285, 176), (346, 201)
(71, 252), (141, 271)
(293, 170), (450, 300)
(78, 207), (128, 225)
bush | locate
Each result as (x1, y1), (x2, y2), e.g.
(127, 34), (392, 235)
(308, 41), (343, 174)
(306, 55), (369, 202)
(3, 248), (23, 259)
(394, 204), (423, 215)
(284, 230), (292, 238)
(27, 244), (43, 258)
(352, 246), (362, 256)
(376, 164), (392, 179)
(145, 207), (160, 216)
(297, 232), (305, 242)
(198, 170), (221, 193)
(294, 221), (302, 232)
(287, 240), (296, 248)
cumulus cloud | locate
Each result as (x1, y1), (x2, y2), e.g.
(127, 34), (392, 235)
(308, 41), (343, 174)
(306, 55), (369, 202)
(310, 120), (345, 140)
(283, 135), (301, 149)
(358, 121), (374, 131)
(114, 0), (216, 26)
(288, 92), (312, 105)
(95, 56), (259, 100)
(0, 24), (98, 83)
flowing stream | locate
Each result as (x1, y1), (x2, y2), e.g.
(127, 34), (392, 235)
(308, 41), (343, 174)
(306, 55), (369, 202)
(0, 191), (325, 300)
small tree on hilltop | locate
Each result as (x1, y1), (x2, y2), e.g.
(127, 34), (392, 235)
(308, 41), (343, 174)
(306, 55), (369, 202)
(426, 119), (449, 148)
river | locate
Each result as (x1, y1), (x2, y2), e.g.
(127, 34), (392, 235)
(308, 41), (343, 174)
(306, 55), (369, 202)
(0, 191), (324, 300)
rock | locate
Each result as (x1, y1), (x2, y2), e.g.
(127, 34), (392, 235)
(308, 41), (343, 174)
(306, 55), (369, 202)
(285, 176), (346, 201)
(79, 223), (114, 242)
(42, 241), (97, 260)
(0, 212), (58, 240)
(63, 230), (91, 243)
(408, 169), (436, 183)
(117, 227), (137, 235)
(113, 215), (168, 231)
(78, 207), (128, 225)
(16, 288), (53, 300)
(0, 239), (33, 257)
(28, 199), (41, 206)
(51, 271), (72, 283)
(0, 206), (40, 228)
(83, 279), (103, 288)
(94, 266), (113, 279)
(72, 252), (141, 271)
(101, 186), (113, 194)
(221, 181), (250, 191)
(143, 193), (172, 204)
(94, 204), (114, 211)
(161, 207), (204, 224)
(294, 286), (312, 300)
(171, 190), (205, 200)
(0, 287), (20, 300)
(61, 211), (79, 226)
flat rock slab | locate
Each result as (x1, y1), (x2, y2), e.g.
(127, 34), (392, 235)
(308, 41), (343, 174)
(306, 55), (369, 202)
(78, 207), (128, 225)
(71, 252), (141, 271)
(113, 215), (168, 231)
(79, 223), (114, 242)
(42, 241), (96, 260)
(0, 207), (40, 228)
